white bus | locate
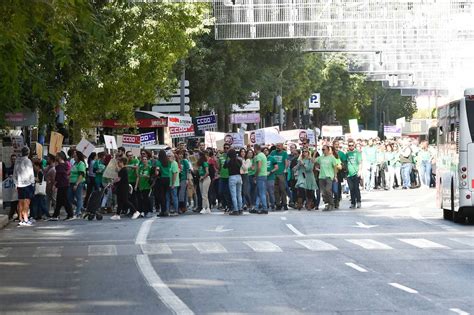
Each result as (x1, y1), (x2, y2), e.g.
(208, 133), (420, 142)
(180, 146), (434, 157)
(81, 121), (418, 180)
(435, 89), (474, 223)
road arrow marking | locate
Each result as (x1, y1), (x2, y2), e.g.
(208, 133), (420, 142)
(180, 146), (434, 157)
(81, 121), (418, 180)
(353, 222), (378, 229)
(205, 225), (233, 233)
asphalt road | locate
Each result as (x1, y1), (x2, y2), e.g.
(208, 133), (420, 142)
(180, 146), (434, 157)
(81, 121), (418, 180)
(0, 188), (473, 315)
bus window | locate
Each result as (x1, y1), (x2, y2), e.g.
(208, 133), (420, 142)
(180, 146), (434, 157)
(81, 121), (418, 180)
(466, 100), (474, 141)
(428, 127), (437, 145)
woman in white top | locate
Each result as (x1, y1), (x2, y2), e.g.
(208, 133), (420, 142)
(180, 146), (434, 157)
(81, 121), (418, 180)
(13, 147), (35, 226)
(239, 148), (252, 210)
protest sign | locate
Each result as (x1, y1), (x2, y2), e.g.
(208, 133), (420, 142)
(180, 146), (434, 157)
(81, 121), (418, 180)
(49, 132), (64, 154)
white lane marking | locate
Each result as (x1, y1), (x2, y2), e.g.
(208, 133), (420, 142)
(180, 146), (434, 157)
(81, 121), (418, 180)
(88, 245), (117, 256)
(450, 308), (470, 315)
(193, 242), (227, 254)
(136, 255), (194, 315)
(135, 217), (194, 315)
(281, 217), (287, 221)
(141, 244), (172, 255)
(345, 262), (368, 273)
(135, 218), (155, 245)
(33, 246), (63, 257)
(389, 283), (418, 294)
(0, 247), (12, 258)
(244, 241), (282, 252)
(399, 238), (449, 249)
(296, 239), (338, 251)
(347, 239), (393, 250)
(286, 224), (305, 236)
(449, 238), (474, 247)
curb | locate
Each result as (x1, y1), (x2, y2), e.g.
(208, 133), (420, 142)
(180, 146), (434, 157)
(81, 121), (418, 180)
(0, 214), (8, 230)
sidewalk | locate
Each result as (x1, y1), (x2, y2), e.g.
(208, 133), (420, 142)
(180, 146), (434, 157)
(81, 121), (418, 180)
(0, 214), (8, 230)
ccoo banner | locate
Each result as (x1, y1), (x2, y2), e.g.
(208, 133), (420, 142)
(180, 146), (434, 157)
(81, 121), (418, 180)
(140, 132), (156, 146)
(196, 115), (217, 131)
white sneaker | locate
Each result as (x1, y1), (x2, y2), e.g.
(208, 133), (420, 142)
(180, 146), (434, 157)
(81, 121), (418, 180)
(110, 215), (121, 220)
(200, 209), (208, 214)
(25, 220), (33, 226)
(132, 212), (140, 220)
(18, 221), (26, 226)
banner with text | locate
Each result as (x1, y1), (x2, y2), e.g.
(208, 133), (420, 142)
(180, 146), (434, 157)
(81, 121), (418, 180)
(170, 125), (195, 138)
(122, 134), (141, 148)
(168, 115), (193, 128)
(224, 133), (244, 148)
(321, 125), (343, 138)
(140, 132), (156, 146)
(196, 115), (217, 131)
(230, 113), (260, 124)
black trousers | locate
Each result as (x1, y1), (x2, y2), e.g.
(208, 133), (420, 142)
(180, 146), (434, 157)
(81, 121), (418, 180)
(116, 191), (136, 215)
(53, 186), (73, 218)
(138, 189), (151, 214)
(347, 176), (361, 205)
(8, 201), (18, 219)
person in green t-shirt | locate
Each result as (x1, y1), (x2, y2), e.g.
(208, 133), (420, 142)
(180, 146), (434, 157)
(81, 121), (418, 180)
(252, 144), (268, 214)
(177, 150), (190, 213)
(93, 152), (106, 189)
(332, 140), (347, 208)
(217, 144), (231, 210)
(69, 151), (87, 217)
(168, 152), (179, 214)
(315, 145), (338, 211)
(125, 151), (140, 212)
(197, 151), (211, 214)
(264, 147), (278, 209)
(154, 150), (172, 216)
(135, 155), (152, 216)
(346, 140), (362, 209)
(270, 143), (289, 210)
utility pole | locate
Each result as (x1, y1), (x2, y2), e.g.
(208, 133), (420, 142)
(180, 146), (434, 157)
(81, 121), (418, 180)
(179, 64), (186, 117)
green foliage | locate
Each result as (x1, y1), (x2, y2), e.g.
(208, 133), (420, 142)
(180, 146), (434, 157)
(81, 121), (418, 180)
(0, 0), (208, 135)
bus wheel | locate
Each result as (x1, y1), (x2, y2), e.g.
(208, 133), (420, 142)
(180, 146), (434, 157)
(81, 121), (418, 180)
(453, 209), (465, 224)
(443, 209), (452, 220)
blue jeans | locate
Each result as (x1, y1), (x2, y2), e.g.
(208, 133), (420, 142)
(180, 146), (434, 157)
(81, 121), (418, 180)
(68, 182), (84, 216)
(420, 161), (432, 187)
(229, 175), (243, 212)
(401, 163), (413, 188)
(256, 176), (268, 210)
(249, 175), (257, 207)
(266, 179), (275, 208)
(219, 178), (231, 209)
(167, 187), (179, 212)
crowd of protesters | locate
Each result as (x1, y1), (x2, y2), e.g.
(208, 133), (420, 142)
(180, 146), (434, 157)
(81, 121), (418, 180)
(2, 136), (435, 226)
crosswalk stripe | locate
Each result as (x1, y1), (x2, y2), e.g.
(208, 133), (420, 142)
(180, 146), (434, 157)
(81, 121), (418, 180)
(0, 247), (12, 258)
(347, 239), (393, 250)
(244, 241), (282, 252)
(33, 246), (63, 257)
(141, 244), (173, 255)
(88, 245), (118, 256)
(193, 242), (228, 254)
(449, 238), (474, 247)
(295, 239), (338, 251)
(398, 238), (449, 249)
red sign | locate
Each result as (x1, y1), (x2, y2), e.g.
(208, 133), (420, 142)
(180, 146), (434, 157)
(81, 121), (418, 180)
(122, 134), (141, 146)
(101, 118), (167, 128)
(169, 125), (195, 138)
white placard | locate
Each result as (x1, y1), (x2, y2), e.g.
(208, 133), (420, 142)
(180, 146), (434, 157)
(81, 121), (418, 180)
(321, 125), (343, 138)
(104, 135), (118, 150)
(76, 138), (96, 158)
(224, 133), (244, 148)
(205, 131), (225, 149)
(349, 119), (359, 135)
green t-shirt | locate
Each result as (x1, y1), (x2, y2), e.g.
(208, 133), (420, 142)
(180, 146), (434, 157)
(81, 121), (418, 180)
(316, 155), (337, 180)
(218, 154), (229, 179)
(138, 164), (152, 190)
(93, 160), (106, 186)
(417, 149), (431, 162)
(180, 159), (190, 182)
(70, 161), (86, 183)
(270, 150), (288, 175)
(267, 155), (277, 181)
(255, 152), (268, 177)
(337, 150), (347, 164)
(199, 162), (209, 177)
(247, 158), (256, 176)
(127, 158), (139, 183)
(155, 160), (171, 178)
(170, 160), (179, 187)
(362, 146), (377, 164)
(346, 150), (362, 177)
